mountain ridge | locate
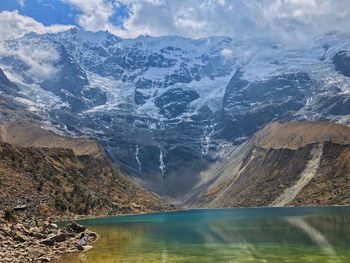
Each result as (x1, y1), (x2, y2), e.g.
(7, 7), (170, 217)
(1, 28), (350, 199)
(254, 122), (350, 150)
(187, 121), (350, 208)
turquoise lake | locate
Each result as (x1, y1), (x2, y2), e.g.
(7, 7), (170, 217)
(57, 206), (350, 262)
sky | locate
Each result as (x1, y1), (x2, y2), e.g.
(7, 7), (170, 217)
(0, 0), (350, 44)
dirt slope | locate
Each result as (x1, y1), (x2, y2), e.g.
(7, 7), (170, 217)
(254, 122), (350, 150)
(0, 122), (102, 157)
(189, 122), (350, 208)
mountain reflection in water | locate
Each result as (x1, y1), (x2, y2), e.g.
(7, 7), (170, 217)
(57, 207), (350, 263)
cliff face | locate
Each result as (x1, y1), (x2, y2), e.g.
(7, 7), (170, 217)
(0, 122), (170, 218)
(291, 142), (350, 206)
(188, 122), (350, 208)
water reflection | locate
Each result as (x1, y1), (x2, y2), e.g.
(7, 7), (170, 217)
(287, 217), (340, 262)
(57, 207), (350, 263)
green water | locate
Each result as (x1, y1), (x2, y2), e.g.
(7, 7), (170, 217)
(57, 207), (350, 262)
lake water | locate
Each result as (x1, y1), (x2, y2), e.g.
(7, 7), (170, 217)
(57, 206), (350, 262)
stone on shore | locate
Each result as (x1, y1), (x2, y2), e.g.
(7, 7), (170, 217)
(0, 213), (99, 262)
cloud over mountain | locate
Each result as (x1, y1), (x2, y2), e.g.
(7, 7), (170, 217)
(0, 10), (72, 41)
(63, 0), (350, 44)
(1, 0), (350, 45)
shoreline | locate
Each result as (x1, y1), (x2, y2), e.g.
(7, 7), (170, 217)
(0, 212), (99, 263)
(59, 204), (350, 223)
(58, 208), (184, 222)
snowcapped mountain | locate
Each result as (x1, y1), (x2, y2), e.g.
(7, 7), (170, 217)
(1, 28), (350, 198)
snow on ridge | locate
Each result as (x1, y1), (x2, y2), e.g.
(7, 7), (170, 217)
(3, 28), (350, 122)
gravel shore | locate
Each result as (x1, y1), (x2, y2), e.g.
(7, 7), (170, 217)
(0, 212), (98, 263)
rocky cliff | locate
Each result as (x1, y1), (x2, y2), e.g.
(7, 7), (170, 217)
(187, 122), (350, 208)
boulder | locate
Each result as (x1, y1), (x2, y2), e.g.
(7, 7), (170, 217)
(52, 233), (67, 243)
(13, 205), (27, 211)
(13, 234), (26, 243)
(86, 230), (98, 241)
(66, 222), (85, 233)
(37, 256), (50, 262)
(43, 223), (58, 230)
(40, 238), (55, 246)
(32, 232), (47, 239)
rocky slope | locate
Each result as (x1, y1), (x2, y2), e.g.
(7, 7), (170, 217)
(0, 121), (170, 218)
(187, 122), (350, 208)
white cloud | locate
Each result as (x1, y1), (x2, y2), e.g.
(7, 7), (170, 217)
(17, 43), (60, 80)
(0, 10), (73, 41)
(62, 0), (117, 31)
(0, 11), (70, 81)
(63, 0), (350, 45)
(117, 0), (350, 44)
(2, 1), (350, 46)
(17, 0), (25, 7)
(0, 39), (60, 81)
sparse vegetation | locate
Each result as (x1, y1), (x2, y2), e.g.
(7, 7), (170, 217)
(0, 132), (169, 218)
(37, 181), (44, 192)
(54, 195), (68, 212)
(4, 210), (16, 222)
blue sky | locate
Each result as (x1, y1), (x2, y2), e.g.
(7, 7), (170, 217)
(0, 0), (350, 44)
(0, 0), (128, 27)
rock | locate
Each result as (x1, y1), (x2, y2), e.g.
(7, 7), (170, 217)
(78, 245), (93, 252)
(37, 256), (50, 262)
(0, 215), (98, 262)
(40, 232), (69, 246)
(0, 227), (10, 237)
(13, 205), (27, 211)
(13, 234), (26, 243)
(40, 238), (55, 246)
(86, 230), (98, 241)
(66, 222), (85, 233)
(52, 233), (67, 243)
(28, 249), (45, 259)
(32, 232), (47, 239)
(43, 223), (58, 231)
(66, 232), (76, 238)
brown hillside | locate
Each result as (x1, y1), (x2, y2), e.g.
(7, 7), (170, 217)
(254, 122), (350, 150)
(0, 121), (101, 157)
(0, 142), (170, 218)
(0, 122), (171, 217)
(190, 121), (350, 208)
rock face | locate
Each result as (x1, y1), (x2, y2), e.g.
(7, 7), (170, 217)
(0, 68), (18, 95)
(1, 29), (350, 199)
(220, 70), (315, 140)
(187, 122), (350, 208)
(333, 50), (350, 77)
(0, 122), (170, 217)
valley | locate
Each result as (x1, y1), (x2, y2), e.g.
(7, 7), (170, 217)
(0, 28), (350, 207)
